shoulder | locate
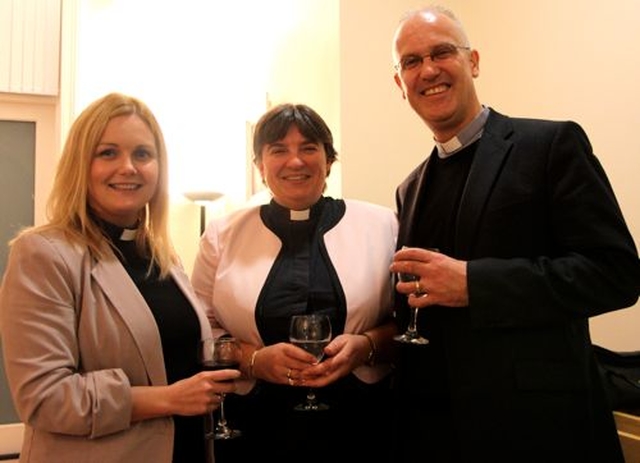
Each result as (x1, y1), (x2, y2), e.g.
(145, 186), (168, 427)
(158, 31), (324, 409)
(203, 204), (264, 244)
(486, 107), (587, 138)
(211, 204), (261, 228)
(11, 228), (84, 258)
(5, 228), (91, 283)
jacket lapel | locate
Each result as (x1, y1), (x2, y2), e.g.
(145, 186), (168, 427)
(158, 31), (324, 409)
(455, 110), (514, 257)
(91, 254), (167, 385)
(398, 154), (435, 248)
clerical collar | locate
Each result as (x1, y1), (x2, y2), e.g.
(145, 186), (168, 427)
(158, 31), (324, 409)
(435, 106), (490, 158)
(290, 209), (310, 221)
(95, 218), (138, 242)
(119, 228), (137, 241)
(268, 197), (325, 222)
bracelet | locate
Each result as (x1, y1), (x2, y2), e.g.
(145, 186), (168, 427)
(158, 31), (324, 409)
(249, 348), (260, 378)
(362, 332), (376, 366)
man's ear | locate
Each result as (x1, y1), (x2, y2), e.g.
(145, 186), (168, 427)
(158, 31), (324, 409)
(394, 73), (407, 99)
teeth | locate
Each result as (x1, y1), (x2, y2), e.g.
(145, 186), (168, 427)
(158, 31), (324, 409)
(111, 184), (139, 190)
(424, 84), (447, 96)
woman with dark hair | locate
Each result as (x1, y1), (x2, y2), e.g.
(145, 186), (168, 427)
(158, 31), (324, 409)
(191, 103), (398, 462)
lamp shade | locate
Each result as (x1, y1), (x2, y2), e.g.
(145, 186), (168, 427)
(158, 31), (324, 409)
(183, 191), (224, 204)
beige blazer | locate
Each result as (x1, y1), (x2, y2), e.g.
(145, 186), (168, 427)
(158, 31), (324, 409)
(0, 229), (211, 463)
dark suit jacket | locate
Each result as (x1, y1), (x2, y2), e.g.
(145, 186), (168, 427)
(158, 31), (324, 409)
(393, 108), (640, 463)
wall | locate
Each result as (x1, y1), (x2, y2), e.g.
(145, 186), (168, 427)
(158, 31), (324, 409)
(339, 0), (640, 351)
(265, 0), (341, 198)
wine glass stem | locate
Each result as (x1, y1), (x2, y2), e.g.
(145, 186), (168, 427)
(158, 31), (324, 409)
(218, 394), (229, 429)
(307, 388), (317, 404)
(408, 307), (419, 334)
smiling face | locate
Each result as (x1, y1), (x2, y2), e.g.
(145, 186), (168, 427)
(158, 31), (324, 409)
(257, 124), (332, 210)
(393, 9), (482, 141)
(88, 114), (159, 227)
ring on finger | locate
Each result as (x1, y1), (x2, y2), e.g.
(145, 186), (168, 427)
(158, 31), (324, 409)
(288, 376), (294, 386)
(414, 280), (421, 294)
(286, 368), (292, 379)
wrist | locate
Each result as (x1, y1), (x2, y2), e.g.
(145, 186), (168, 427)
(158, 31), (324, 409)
(249, 348), (261, 379)
(361, 332), (376, 366)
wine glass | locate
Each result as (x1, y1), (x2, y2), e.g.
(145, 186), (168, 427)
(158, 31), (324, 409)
(393, 247), (438, 345)
(289, 314), (332, 411)
(393, 272), (429, 345)
(200, 337), (242, 440)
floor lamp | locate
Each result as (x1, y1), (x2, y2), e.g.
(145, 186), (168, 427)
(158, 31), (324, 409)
(184, 191), (224, 235)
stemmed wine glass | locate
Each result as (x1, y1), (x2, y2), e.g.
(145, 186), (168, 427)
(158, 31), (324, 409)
(393, 247), (438, 345)
(200, 337), (242, 441)
(393, 272), (429, 345)
(289, 314), (332, 411)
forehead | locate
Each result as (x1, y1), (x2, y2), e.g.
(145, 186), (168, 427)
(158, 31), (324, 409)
(268, 124), (319, 145)
(101, 114), (151, 138)
(394, 11), (461, 56)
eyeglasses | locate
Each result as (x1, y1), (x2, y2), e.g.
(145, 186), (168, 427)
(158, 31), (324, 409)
(394, 43), (471, 72)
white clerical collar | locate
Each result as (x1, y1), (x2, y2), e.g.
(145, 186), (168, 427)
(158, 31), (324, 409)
(290, 209), (310, 221)
(120, 228), (137, 241)
(435, 106), (490, 158)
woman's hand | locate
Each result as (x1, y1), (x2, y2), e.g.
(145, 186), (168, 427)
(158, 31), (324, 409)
(250, 342), (317, 385)
(295, 333), (371, 388)
(131, 369), (240, 422)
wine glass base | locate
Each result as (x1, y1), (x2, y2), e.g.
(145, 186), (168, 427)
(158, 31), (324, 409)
(393, 333), (429, 345)
(294, 402), (330, 412)
(214, 428), (242, 440)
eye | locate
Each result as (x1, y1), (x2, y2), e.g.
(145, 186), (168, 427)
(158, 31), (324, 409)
(95, 147), (117, 158)
(133, 147), (155, 161)
(400, 55), (422, 71)
(301, 144), (320, 154)
(431, 44), (458, 61)
(267, 145), (287, 156)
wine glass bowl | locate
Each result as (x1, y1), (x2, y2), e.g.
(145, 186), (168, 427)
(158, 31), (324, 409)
(289, 314), (332, 411)
(200, 337), (242, 440)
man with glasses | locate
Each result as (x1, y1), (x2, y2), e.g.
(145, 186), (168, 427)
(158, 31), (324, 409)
(388, 5), (640, 462)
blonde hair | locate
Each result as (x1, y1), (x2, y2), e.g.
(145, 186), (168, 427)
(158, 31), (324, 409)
(16, 92), (177, 278)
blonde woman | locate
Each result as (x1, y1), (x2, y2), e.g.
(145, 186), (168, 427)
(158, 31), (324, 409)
(0, 93), (237, 463)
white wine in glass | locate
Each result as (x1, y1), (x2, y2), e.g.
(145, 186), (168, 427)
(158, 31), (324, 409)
(289, 314), (332, 411)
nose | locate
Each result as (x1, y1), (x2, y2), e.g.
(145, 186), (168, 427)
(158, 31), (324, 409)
(418, 59), (441, 79)
(286, 152), (306, 167)
(118, 153), (138, 172)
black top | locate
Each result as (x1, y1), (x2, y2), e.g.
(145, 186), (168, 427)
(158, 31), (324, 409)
(256, 197), (346, 345)
(213, 197), (394, 463)
(100, 221), (204, 463)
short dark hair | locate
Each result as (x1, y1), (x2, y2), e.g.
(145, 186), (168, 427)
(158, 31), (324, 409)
(252, 103), (338, 164)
